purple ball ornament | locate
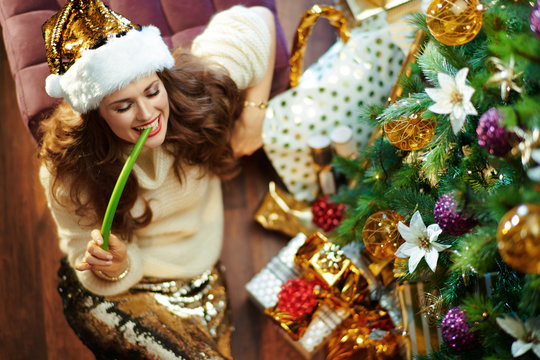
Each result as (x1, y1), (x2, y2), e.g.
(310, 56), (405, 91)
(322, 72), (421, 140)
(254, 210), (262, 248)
(440, 307), (478, 351)
(476, 108), (515, 157)
(434, 193), (478, 236)
(531, 1), (540, 41)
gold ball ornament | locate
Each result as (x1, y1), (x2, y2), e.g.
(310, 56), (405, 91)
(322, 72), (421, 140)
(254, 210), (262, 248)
(384, 113), (436, 151)
(426, 0), (484, 46)
(497, 204), (540, 274)
(362, 211), (406, 260)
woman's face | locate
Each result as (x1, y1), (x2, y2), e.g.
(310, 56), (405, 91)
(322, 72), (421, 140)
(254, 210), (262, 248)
(99, 73), (169, 148)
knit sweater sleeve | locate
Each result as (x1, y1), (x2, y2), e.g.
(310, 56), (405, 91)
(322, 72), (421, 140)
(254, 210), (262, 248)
(191, 5), (271, 89)
(39, 164), (143, 296)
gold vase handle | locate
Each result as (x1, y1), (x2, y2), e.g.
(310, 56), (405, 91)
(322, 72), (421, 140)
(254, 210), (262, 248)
(288, 5), (351, 88)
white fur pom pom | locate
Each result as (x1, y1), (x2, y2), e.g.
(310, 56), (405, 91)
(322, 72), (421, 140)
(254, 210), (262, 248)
(45, 74), (64, 98)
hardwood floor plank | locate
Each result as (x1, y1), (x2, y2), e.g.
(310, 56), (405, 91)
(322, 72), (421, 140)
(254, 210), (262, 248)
(0, 36), (45, 359)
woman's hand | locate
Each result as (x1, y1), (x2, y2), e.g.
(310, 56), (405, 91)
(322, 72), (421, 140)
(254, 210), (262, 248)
(75, 229), (128, 279)
(231, 106), (265, 157)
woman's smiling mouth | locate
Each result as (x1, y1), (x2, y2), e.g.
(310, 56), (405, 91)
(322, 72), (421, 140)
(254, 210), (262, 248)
(133, 115), (162, 137)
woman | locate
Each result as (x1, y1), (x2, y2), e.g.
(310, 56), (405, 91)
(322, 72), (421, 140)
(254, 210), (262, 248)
(38, 0), (276, 358)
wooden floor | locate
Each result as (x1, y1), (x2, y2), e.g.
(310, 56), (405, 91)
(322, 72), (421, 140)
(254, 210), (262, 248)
(0, 1), (335, 359)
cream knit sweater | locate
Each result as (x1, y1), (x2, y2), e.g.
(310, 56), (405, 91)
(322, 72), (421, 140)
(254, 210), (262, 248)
(40, 5), (270, 296)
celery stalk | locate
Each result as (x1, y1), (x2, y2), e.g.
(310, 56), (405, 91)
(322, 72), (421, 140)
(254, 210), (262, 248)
(100, 127), (151, 250)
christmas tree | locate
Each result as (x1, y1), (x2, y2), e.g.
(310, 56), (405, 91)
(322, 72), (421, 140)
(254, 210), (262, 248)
(331, 0), (540, 358)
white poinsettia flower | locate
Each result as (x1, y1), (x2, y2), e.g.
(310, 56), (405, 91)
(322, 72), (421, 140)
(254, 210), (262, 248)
(527, 149), (540, 182)
(496, 315), (540, 358)
(394, 211), (451, 273)
(425, 68), (478, 135)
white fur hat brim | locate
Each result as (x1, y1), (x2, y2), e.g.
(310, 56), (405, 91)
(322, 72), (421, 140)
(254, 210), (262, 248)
(45, 26), (175, 113)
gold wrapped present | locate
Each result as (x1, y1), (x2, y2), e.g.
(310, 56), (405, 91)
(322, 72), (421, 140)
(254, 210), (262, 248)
(264, 306), (319, 342)
(327, 307), (407, 360)
(343, 0), (422, 24)
(361, 249), (396, 287)
(335, 0), (424, 56)
(397, 281), (441, 357)
(254, 182), (317, 238)
(245, 233), (351, 359)
(264, 277), (322, 341)
(294, 233), (372, 306)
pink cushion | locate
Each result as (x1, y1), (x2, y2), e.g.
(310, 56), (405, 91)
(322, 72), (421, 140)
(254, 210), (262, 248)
(160, 0), (215, 34)
(0, 0), (290, 142)
(15, 63), (60, 138)
(0, 0), (60, 20)
(3, 10), (56, 75)
(107, 0), (171, 37)
(170, 26), (207, 49)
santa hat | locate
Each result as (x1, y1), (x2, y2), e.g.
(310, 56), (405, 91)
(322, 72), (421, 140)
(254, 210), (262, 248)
(42, 0), (174, 113)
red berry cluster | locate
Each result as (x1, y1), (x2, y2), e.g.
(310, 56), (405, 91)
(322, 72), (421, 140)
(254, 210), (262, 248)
(311, 196), (345, 232)
(276, 278), (318, 318)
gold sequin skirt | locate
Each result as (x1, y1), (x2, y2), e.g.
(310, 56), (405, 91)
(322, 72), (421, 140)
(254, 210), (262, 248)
(58, 258), (233, 360)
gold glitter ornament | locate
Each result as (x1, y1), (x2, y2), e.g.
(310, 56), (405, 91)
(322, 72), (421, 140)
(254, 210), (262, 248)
(384, 113), (436, 151)
(426, 0), (484, 46)
(362, 211), (406, 260)
(497, 204), (540, 274)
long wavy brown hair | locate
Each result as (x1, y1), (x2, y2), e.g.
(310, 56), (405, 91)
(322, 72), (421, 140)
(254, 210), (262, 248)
(38, 49), (244, 241)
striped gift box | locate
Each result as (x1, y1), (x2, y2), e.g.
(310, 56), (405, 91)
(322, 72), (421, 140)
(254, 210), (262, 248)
(397, 273), (498, 357)
(397, 281), (442, 356)
(246, 233), (350, 359)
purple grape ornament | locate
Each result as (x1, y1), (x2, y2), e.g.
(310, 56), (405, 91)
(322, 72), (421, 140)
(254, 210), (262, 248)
(476, 108), (515, 157)
(440, 307), (478, 351)
(531, 1), (540, 41)
(434, 193), (477, 236)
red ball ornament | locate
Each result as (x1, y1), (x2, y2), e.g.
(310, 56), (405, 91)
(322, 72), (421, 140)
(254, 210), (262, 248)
(311, 196), (345, 232)
(277, 278), (318, 318)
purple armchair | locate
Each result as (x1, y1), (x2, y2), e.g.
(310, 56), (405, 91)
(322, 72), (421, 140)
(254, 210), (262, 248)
(0, 0), (290, 141)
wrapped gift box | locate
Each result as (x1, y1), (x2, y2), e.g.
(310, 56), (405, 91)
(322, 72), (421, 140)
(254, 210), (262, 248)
(335, 0), (425, 55)
(246, 233), (351, 359)
(397, 272), (498, 357)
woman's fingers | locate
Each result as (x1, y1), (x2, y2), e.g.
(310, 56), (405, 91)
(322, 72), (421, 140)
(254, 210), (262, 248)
(77, 230), (114, 272)
(75, 261), (91, 271)
(76, 230), (127, 274)
(107, 233), (127, 258)
(87, 242), (113, 261)
(90, 229), (104, 246)
(86, 253), (112, 265)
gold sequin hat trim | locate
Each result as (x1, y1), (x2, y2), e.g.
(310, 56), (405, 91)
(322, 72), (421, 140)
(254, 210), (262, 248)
(42, 0), (174, 113)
